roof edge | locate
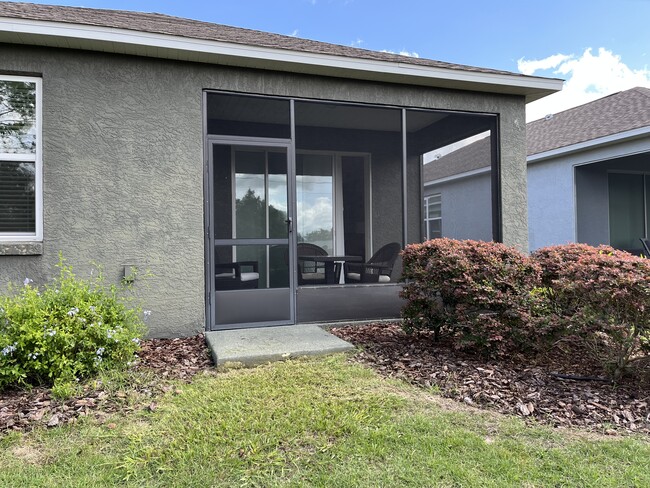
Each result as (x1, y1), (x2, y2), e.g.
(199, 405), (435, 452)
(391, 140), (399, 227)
(527, 125), (650, 163)
(424, 166), (491, 186)
(0, 17), (563, 101)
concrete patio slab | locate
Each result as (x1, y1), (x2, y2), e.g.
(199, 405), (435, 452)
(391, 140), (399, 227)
(205, 324), (354, 368)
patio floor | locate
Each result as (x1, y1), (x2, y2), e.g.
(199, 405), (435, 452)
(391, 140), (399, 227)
(205, 324), (354, 368)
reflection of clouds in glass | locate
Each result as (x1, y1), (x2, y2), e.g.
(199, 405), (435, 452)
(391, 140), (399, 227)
(297, 175), (331, 193)
(268, 175), (287, 213)
(297, 173), (333, 236)
(235, 174), (265, 201)
(297, 196), (332, 235)
(18, 162), (35, 194)
(17, 162), (35, 175)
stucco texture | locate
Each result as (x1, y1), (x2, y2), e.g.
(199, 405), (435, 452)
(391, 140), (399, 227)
(0, 44), (529, 336)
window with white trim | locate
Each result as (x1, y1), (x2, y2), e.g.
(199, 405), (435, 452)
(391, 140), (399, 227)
(0, 75), (42, 241)
(424, 193), (441, 240)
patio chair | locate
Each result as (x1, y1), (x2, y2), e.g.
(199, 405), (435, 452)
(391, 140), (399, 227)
(297, 242), (328, 285)
(215, 248), (260, 290)
(640, 238), (650, 257)
(345, 242), (401, 283)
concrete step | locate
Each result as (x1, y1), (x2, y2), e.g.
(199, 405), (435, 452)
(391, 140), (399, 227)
(205, 324), (354, 368)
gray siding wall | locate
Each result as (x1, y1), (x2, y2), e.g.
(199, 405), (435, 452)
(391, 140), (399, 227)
(527, 158), (576, 251)
(424, 172), (493, 242)
(0, 44), (528, 337)
(528, 137), (650, 252)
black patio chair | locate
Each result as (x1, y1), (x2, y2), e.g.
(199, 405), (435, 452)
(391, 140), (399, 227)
(297, 242), (328, 285)
(640, 238), (650, 257)
(215, 247), (260, 290)
(345, 242), (401, 283)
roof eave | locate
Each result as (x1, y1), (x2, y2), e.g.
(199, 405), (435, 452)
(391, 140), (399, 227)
(527, 125), (650, 163)
(0, 17), (563, 101)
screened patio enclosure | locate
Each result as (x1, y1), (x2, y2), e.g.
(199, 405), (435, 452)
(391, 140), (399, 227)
(205, 91), (499, 330)
(576, 153), (650, 255)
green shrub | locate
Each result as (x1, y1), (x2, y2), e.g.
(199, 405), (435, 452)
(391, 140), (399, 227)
(400, 238), (547, 356)
(0, 256), (146, 390)
(533, 244), (650, 379)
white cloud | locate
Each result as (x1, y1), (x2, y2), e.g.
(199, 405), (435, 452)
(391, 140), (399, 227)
(520, 48), (650, 122)
(350, 38), (363, 47)
(288, 29), (299, 37)
(381, 49), (420, 58)
(517, 53), (572, 75)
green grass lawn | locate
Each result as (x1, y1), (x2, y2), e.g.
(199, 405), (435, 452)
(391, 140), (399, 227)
(1, 355), (649, 487)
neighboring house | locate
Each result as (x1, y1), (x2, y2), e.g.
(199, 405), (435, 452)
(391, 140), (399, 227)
(527, 87), (650, 254)
(422, 135), (493, 242)
(0, 2), (561, 336)
(423, 87), (650, 255)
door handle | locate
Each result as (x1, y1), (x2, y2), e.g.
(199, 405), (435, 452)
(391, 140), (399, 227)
(285, 217), (293, 233)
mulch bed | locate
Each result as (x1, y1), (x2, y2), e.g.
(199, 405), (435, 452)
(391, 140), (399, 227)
(3, 325), (649, 437)
(331, 322), (650, 435)
(0, 334), (214, 434)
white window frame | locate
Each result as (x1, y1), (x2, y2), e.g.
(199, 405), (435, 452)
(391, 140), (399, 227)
(424, 193), (442, 240)
(0, 75), (43, 242)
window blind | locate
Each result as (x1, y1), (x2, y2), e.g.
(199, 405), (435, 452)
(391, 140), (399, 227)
(0, 161), (35, 233)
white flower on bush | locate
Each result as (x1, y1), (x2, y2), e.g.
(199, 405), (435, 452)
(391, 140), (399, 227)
(1, 343), (17, 356)
(28, 352), (40, 360)
(67, 307), (79, 317)
(106, 329), (117, 340)
(96, 347), (105, 356)
(132, 337), (141, 346)
(23, 277), (33, 286)
(46, 329), (56, 337)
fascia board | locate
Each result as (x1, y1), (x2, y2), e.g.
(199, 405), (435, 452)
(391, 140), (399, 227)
(527, 125), (650, 164)
(0, 17), (562, 101)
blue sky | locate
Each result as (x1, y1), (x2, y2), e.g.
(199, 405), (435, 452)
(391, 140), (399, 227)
(16, 0), (650, 120)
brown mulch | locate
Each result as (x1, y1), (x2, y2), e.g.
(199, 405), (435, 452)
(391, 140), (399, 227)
(0, 334), (214, 434)
(3, 325), (649, 437)
(331, 322), (650, 435)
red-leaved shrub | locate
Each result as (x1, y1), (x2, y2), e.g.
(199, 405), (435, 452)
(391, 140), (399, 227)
(533, 244), (650, 379)
(532, 243), (629, 287)
(400, 238), (545, 356)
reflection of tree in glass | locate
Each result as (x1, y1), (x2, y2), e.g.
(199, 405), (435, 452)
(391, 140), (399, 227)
(0, 81), (36, 152)
(298, 228), (333, 244)
(236, 189), (287, 238)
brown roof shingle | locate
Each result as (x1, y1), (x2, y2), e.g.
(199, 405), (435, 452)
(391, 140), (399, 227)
(527, 87), (650, 156)
(0, 2), (535, 79)
(423, 135), (491, 182)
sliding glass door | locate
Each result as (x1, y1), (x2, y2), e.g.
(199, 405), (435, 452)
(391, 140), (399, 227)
(609, 173), (649, 251)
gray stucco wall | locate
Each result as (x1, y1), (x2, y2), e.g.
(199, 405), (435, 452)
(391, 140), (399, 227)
(0, 44), (529, 336)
